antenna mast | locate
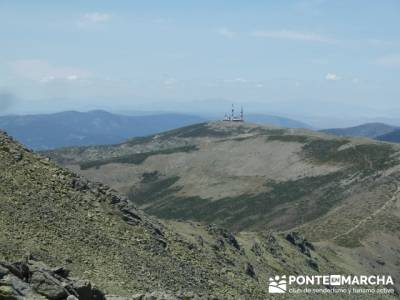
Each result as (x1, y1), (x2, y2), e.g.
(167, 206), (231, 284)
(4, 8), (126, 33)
(223, 104), (244, 122)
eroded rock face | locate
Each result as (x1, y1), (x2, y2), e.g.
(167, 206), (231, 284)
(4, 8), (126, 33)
(206, 224), (241, 251)
(0, 259), (105, 300)
(31, 271), (68, 299)
(69, 173), (165, 239)
(244, 263), (256, 278)
(285, 232), (315, 257)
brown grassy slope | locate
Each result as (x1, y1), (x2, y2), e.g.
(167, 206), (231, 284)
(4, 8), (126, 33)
(45, 122), (400, 237)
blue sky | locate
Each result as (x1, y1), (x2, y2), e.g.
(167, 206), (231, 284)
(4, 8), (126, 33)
(1, 0), (400, 127)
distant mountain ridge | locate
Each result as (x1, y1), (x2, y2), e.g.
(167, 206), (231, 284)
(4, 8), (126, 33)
(0, 110), (206, 150)
(377, 129), (400, 143)
(0, 110), (311, 150)
(245, 113), (312, 129)
(321, 122), (398, 139)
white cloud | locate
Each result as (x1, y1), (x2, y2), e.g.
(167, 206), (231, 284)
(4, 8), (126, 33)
(40, 75), (56, 83)
(376, 55), (400, 68)
(217, 28), (236, 39)
(164, 78), (178, 87)
(10, 59), (91, 83)
(77, 12), (112, 28)
(325, 73), (341, 81)
(82, 12), (111, 23)
(66, 74), (79, 81)
(252, 30), (334, 43)
(224, 78), (248, 84)
(233, 78), (247, 83)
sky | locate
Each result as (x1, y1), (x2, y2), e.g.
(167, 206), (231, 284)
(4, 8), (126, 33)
(1, 0), (400, 127)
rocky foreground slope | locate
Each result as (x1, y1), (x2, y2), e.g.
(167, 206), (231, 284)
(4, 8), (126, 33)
(0, 258), (104, 299)
(45, 122), (400, 296)
(1, 129), (383, 299)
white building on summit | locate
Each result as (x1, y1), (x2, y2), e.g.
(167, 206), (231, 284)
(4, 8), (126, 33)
(223, 104), (244, 122)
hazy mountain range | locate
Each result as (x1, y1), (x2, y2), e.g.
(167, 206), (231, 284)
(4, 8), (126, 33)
(377, 130), (400, 143)
(0, 110), (311, 150)
(321, 122), (398, 138)
(6, 107), (400, 153)
(0, 110), (205, 150)
(245, 113), (311, 129)
(321, 122), (400, 145)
